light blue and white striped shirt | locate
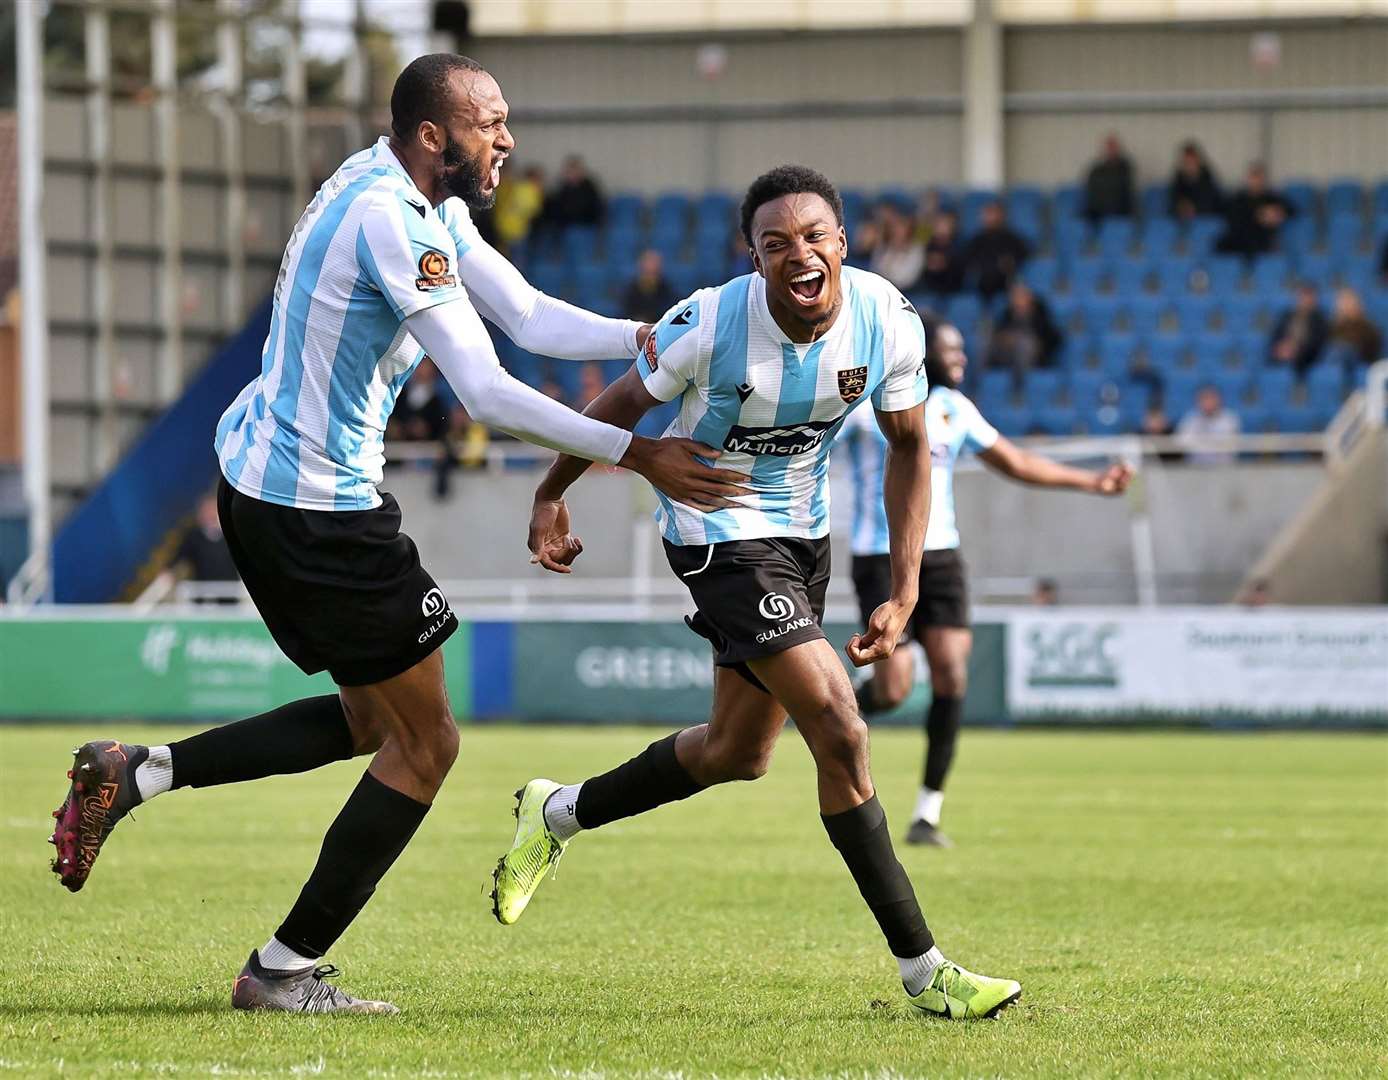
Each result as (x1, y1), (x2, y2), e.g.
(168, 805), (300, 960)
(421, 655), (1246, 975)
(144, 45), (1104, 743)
(215, 138), (485, 511)
(842, 384), (999, 554)
(638, 267), (928, 545)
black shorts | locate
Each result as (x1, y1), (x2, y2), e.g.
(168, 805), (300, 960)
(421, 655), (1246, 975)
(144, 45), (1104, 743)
(665, 536), (831, 690)
(850, 548), (970, 635)
(216, 476), (457, 687)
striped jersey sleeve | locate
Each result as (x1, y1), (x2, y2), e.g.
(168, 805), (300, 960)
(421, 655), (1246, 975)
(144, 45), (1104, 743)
(636, 292), (705, 402)
(356, 190), (465, 320)
(956, 393), (1001, 453)
(871, 296), (929, 413)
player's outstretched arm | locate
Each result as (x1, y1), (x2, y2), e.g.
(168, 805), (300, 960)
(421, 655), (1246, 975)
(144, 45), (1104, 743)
(846, 403), (931, 668)
(528, 367), (748, 573)
(444, 203), (649, 361)
(978, 437), (1134, 495)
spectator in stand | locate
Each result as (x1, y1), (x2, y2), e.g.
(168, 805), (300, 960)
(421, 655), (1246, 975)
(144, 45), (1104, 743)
(539, 155), (605, 237)
(1380, 234), (1388, 285)
(492, 164), (545, 254)
(620, 249), (678, 326)
(1032, 579), (1059, 606)
(963, 200), (1030, 300)
(1238, 578), (1272, 608)
(577, 363), (607, 409)
(158, 494), (240, 603)
(387, 359), (464, 500)
(919, 209), (964, 296)
(988, 282), (1062, 372)
(1141, 403), (1174, 437)
(867, 203), (925, 292)
(1177, 384), (1242, 465)
(1083, 133), (1135, 221)
(1216, 162), (1293, 258)
(1168, 141), (1223, 220)
(1324, 286), (1384, 368)
(1268, 282), (1329, 376)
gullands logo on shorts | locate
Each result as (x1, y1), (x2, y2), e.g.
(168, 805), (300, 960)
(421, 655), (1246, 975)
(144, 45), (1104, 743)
(756, 592), (812, 645)
(418, 588), (454, 645)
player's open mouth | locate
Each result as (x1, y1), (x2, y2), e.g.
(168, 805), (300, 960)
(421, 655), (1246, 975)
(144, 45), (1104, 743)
(787, 269), (824, 305)
(488, 156), (506, 190)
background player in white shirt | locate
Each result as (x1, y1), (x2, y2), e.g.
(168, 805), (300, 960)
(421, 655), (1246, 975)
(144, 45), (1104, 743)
(492, 166), (1025, 1020)
(843, 321), (1132, 848)
(49, 54), (745, 1014)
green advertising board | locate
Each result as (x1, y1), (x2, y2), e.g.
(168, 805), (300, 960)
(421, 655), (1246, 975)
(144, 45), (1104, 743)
(0, 616), (470, 720)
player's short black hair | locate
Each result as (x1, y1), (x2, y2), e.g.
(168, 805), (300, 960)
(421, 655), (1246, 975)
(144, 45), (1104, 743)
(739, 164), (844, 246)
(390, 53), (487, 142)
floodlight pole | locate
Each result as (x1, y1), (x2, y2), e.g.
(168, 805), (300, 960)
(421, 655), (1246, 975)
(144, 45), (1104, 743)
(963, 0), (1004, 188)
(152, 0), (183, 404)
(16, 0), (51, 583)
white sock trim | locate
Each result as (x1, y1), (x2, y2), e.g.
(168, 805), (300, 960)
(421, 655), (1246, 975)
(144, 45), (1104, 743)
(258, 936), (316, 974)
(543, 783), (584, 841)
(898, 945), (946, 996)
(134, 746), (174, 802)
(913, 787), (944, 827)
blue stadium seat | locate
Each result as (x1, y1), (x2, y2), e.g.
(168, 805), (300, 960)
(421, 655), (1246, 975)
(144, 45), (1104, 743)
(695, 253), (729, 288)
(1069, 369), (1114, 409)
(651, 192), (691, 231)
(1082, 295), (1122, 332)
(1036, 404), (1079, 435)
(561, 226), (600, 265)
(1069, 258), (1109, 297)
(1007, 186), (1045, 222)
(1295, 252), (1334, 290)
(1053, 185), (1084, 221)
(1327, 215), (1368, 257)
(648, 221), (687, 261)
(1156, 257), (1197, 295)
(1025, 369), (1066, 404)
(1162, 370), (1203, 417)
(1172, 294), (1216, 332)
(1212, 370), (1253, 407)
(529, 261), (568, 296)
(1325, 179), (1364, 218)
(1140, 218), (1180, 257)
(1256, 367), (1296, 406)
(1145, 332), (1188, 369)
(979, 369), (1013, 404)
(1140, 184), (1167, 220)
(1084, 402), (1130, 436)
(946, 294), (983, 330)
(989, 402), (1034, 437)
(1186, 217), (1224, 257)
(1049, 294), (1082, 331)
(1305, 365), (1346, 411)
(1232, 331), (1266, 369)
(605, 226), (643, 267)
(1097, 219), (1136, 259)
(1011, 212), (1044, 250)
(877, 186), (916, 214)
(694, 191), (736, 228)
(1020, 257), (1061, 295)
(1250, 255), (1292, 296)
(1282, 181), (1318, 220)
(961, 190), (999, 234)
(1374, 181), (1388, 218)
(1057, 333), (1093, 370)
(1272, 397), (1327, 434)
(1111, 261), (1150, 297)
(1336, 253), (1376, 293)
(1098, 333), (1139, 378)
(1278, 216), (1317, 258)
(840, 190), (868, 234)
(1202, 256), (1245, 296)
(607, 193), (644, 231)
(1192, 329), (1236, 368)
(1054, 220), (1090, 263)
(1126, 296), (1168, 337)
(663, 259), (704, 298)
(1220, 294), (1266, 334)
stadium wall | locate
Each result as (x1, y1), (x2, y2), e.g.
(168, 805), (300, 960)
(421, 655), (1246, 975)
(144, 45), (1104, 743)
(2, 608), (1382, 729)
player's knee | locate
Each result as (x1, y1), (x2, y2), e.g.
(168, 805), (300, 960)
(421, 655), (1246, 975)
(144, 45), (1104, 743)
(932, 661), (969, 698)
(398, 711), (459, 780)
(807, 701), (870, 778)
(702, 737), (773, 783)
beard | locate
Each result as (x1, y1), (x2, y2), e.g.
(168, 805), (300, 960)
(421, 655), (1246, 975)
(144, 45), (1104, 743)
(441, 140), (494, 210)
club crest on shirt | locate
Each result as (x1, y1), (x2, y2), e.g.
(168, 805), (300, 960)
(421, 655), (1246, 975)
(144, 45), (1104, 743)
(837, 365), (868, 403)
(643, 332), (660, 373)
(415, 250), (456, 291)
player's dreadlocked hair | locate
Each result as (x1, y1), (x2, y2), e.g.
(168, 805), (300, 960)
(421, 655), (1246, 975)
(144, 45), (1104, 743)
(739, 165), (844, 245)
(924, 321), (960, 390)
(390, 54), (487, 142)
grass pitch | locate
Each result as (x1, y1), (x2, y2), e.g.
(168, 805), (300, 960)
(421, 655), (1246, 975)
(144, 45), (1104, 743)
(0, 724), (1384, 1079)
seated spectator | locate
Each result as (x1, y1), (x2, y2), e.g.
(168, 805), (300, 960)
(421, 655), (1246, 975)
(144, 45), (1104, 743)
(963, 201), (1030, 299)
(918, 209), (964, 296)
(540, 155), (605, 234)
(988, 282), (1062, 372)
(1168, 141), (1223, 220)
(493, 164), (545, 254)
(388, 359), (462, 500)
(1177, 384), (1241, 465)
(867, 204), (925, 292)
(1032, 578), (1059, 606)
(621, 249), (678, 325)
(1083, 133), (1135, 221)
(1216, 162), (1293, 258)
(1141, 403), (1174, 437)
(1324, 287), (1384, 368)
(1268, 282), (1329, 376)
(1238, 578), (1272, 608)
(159, 494), (239, 603)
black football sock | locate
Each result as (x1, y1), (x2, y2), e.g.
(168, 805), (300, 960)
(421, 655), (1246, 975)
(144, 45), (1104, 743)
(923, 694), (963, 791)
(168, 695), (354, 789)
(572, 732), (705, 829)
(274, 770), (430, 958)
(822, 795), (934, 958)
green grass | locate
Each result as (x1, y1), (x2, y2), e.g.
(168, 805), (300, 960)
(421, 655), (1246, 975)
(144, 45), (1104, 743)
(0, 725), (1385, 1079)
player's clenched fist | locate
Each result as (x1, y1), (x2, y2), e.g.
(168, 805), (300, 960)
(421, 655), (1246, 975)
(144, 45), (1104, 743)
(528, 498), (584, 574)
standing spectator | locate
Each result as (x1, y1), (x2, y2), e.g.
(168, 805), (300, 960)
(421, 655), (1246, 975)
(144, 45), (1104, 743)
(1324, 287), (1384, 368)
(157, 494), (240, 603)
(988, 282), (1062, 372)
(1268, 282), (1329, 376)
(1167, 141), (1223, 220)
(540, 155), (605, 236)
(918, 209), (964, 296)
(620, 249), (678, 325)
(1177, 384), (1242, 465)
(492, 164), (545, 254)
(867, 204), (925, 292)
(962, 201), (1030, 300)
(1083, 133), (1135, 221)
(1216, 162), (1293, 258)
(387, 359), (459, 500)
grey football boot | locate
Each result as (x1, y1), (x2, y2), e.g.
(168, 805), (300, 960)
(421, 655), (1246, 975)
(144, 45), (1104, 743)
(231, 950), (399, 1014)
